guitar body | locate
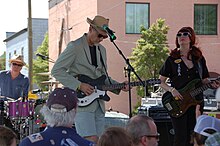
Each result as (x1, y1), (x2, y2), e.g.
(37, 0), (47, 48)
(76, 74), (161, 107)
(162, 79), (203, 118)
(77, 75), (110, 107)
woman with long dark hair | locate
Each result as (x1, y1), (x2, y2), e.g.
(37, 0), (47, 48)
(159, 26), (220, 146)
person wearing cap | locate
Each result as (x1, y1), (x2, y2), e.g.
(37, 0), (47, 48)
(0, 54), (29, 100)
(192, 115), (220, 146)
(159, 27), (220, 146)
(51, 15), (129, 143)
(19, 87), (95, 146)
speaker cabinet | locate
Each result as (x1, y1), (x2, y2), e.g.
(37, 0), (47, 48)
(155, 120), (174, 146)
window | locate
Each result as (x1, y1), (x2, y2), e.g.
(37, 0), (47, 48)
(194, 4), (217, 35)
(126, 3), (149, 34)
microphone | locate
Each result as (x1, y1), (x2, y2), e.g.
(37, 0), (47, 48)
(36, 53), (49, 60)
(102, 25), (116, 41)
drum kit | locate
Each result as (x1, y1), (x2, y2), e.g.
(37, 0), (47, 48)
(0, 72), (59, 140)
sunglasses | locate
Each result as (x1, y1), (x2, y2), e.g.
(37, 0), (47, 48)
(176, 32), (191, 37)
(142, 133), (160, 140)
(12, 63), (23, 67)
(92, 27), (108, 39)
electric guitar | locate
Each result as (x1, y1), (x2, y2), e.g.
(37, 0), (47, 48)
(162, 77), (220, 118)
(77, 75), (161, 107)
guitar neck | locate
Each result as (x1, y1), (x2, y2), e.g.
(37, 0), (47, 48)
(101, 79), (160, 91)
(190, 78), (220, 97)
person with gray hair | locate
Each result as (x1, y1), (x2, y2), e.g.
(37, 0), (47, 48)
(126, 114), (159, 146)
(19, 87), (94, 146)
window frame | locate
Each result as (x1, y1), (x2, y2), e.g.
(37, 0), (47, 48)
(125, 2), (150, 34)
(194, 4), (218, 35)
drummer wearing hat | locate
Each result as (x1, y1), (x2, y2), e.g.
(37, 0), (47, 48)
(51, 15), (129, 143)
(0, 54), (29, 100)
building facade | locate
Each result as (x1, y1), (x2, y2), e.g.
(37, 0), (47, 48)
(48, 0), (220, 114)
(4, 18), (48, 77)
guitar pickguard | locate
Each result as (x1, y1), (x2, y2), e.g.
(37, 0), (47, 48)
(78, 89), (107, 106)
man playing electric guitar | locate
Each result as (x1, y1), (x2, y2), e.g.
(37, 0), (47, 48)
(159, 27), (220, 146)
(51, 15), (129, 144)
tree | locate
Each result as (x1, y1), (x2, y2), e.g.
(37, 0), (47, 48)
(129, 18), (169, 99)
(0, 52), (6, 71)
(33, 33), (49, 91)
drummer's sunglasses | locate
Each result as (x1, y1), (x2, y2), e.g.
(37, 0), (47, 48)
(12, 63), (23, 67)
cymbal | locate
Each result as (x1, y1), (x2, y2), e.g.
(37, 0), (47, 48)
(40, 80), (59, 85)
(36, 72), (51, 76)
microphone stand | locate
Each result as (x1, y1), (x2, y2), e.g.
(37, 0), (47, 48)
(108, 37), (147, 118)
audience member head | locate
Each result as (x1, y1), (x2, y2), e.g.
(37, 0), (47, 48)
(193, 115), (220, 146)
(40, 87), (78, 127)
(126, 114), (159, 146)
(98, 126), (133, 146)
(0, 126), (17, 146)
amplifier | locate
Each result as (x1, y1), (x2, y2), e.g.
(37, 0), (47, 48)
(204, 98), (218, 111)
(138, 105), (171, 122)
(148, 106), (171, 122)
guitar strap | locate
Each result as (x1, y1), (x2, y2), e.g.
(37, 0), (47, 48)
(192, 56), (203, 79)
(97, 46), (112, 85)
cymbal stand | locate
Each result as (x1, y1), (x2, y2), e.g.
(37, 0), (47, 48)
(19, 118), (30, 140)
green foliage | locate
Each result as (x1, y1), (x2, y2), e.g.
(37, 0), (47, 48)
(0, 52), (6, 71)
(129, 18), (169, 98)
(33, 33), (49, 91)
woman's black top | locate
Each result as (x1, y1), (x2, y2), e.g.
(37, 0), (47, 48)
(159, 55), (209, 90)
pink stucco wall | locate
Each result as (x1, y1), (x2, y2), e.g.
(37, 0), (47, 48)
(49, 0), (220, 114)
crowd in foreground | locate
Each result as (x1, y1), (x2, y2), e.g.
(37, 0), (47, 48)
(0, 87), (220, 146)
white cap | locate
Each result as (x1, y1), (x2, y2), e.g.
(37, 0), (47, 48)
(194, 115), (220, 137)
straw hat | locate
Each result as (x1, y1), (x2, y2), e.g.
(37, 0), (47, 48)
(87, 15), (109, 31)
(9, 54), (26, 66)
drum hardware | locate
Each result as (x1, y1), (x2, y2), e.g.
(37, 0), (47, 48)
(5, 99), (45, 139)
(0, 93), (48, 139)
(0, 94), (47, 139)
(40, 80), (59, 85)
(0, 96), (14, 101)
(40, 79), (59, 93)
(36, 72), (51, 76)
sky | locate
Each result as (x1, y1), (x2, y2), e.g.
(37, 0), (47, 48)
(0, 0), (48, 56)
